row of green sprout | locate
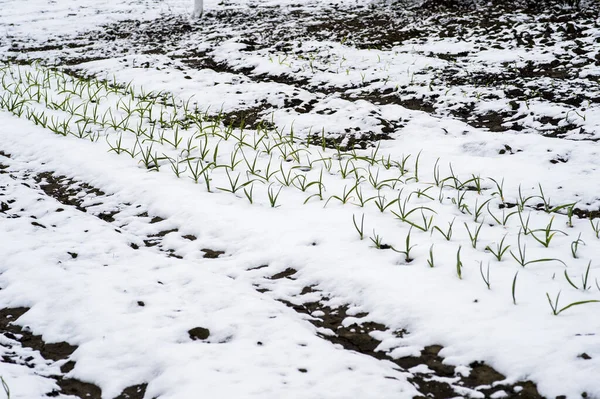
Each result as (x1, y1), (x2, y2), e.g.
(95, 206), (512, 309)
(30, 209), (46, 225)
(1, 61), (599, 315)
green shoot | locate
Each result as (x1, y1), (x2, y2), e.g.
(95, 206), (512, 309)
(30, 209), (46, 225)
(479, 261), (491, 289)
(564, 261), (592, 291)
(413, 150), (422, 183)
(166, 155), (187, 178)
(512, 271), (519, 305)
(489, 177), (505, 203)
(473, 198), (492, 223)
(325, 183), (357, 206)
(370, 230), (388, 249)
(217, 169), (255, 194)
(459, 174), (483, 194)
(267, 183), (283, 208)
(398, 154), (411, 177)
(413, 186), (435, 201)
(446, 163), (460, 189)
(373, 191), (399, 213)
(303, 170), (325, 203)
(367, 168), (396, 190)
(546, 291), (600, 315)
(432, 158), (442, 187)
(566, 203), (576, 228)
(391, 228), (416, 262)
(487, 203), (517, 226)
(452, 190), (471, 215)
(276, 162), (297, 187)
(138, 144), (161, 171)
(188, 159), (213, 185)
(432, 218), (455, 241)
(517, 210), (531, 235)
(529, 217), (567, 248)
(391, 189), (437, 226)
(464, 221), (484, 249)
(535, 184), (575, 213)
(354, 186), (376, 207)
(570, 233), (585, 258)
(338, 159), (361, 179)
(353, 214), (365, 240)
(243, 183), (255, 204)
(1, 376), (9, 399)
(486, 234), (511, 261)
(427, 244), (435, 268)
(590, 218), (600, 239)
(456, 246), (463, 279)
(510, 232), (567, 268)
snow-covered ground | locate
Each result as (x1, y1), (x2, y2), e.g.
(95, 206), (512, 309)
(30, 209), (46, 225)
(1, 0), (599, 398)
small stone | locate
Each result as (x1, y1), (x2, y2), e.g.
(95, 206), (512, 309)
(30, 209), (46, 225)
(60, 360), (76, 374)
(188, 327), (210, 341)
(578, 353), (591, 360)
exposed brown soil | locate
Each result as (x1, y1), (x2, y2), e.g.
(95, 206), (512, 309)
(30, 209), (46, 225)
(8, 0), (589, 143)
(201, 248), (225, 258)
(0, 307), (77, 362)
(5, 0), (598, 145)
(32, 170), (221, 258)
(255, 268), (544, 398)
(0, 307), (147, 399)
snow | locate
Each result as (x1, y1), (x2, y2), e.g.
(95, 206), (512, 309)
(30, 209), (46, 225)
(1, 0), (600, 398)
(0, 122), (417, 398)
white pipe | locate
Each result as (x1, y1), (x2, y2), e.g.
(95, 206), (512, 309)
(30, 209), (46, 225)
(193, 0), (203, 18)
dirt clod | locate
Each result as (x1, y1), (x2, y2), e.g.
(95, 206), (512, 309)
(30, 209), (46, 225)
(188, 327), (211, 341)
(114, 383), (148, 399)
(270, 268), (297, 280)
(201, 248), (225, 258)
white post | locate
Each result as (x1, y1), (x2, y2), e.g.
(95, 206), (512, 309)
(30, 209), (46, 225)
(193, 0), (204, 18)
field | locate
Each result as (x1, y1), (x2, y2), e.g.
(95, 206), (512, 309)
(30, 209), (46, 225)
(1, 0), (600, 398)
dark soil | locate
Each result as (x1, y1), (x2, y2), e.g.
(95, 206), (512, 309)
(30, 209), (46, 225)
(0, 307), (77, 362)
(32, 169), (220, 257)
(201, 248), (225, 258)
(7, 1), (598, 143)
(114, 384), (148, 399)
(0, 307), (148, 399)
(188, 327), (211, 340)
(254, 269), (545, 398)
